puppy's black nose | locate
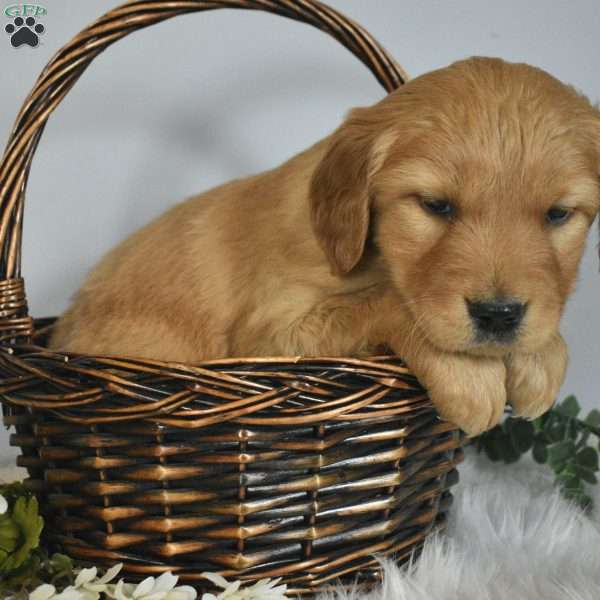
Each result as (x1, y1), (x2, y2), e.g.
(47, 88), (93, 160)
(467, 299), (525, 337)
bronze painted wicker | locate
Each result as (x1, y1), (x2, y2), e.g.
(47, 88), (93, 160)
(0, 1), (464, 595)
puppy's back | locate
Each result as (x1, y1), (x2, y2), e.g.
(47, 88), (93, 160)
(50, 180), (246, 362)
(49, 141), (328, 361)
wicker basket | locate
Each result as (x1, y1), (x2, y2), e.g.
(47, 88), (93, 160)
(0, 1), (464, 595)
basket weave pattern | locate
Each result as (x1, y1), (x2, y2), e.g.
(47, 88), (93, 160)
(0, 1), (463, 594)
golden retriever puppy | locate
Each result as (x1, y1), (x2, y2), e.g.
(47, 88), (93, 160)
(50, 57), (600, 435)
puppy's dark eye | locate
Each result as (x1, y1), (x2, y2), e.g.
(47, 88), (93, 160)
(420, 197), (455, 218)
(545, 206), (573, 226)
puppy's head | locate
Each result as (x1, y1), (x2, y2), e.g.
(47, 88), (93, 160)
(310, 57), (600, 356)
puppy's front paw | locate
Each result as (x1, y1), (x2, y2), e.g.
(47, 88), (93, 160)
(402, 343), (507, 436)
(426, 356), (507, 436)
(506, 334), (568, 420)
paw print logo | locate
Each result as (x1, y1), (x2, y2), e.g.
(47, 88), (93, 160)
(5, 16), (44, 48)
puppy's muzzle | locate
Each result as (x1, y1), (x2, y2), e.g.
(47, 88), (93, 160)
(467, 298), (526, 341)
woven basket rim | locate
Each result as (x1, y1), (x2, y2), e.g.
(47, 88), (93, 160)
(2, 320), (433, 428)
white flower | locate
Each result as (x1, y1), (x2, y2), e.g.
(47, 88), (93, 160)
(0, 493), (7, 514)
(200, 573), (287, 600)
(29, 564), (123, 600)
(107, 571), (197, 600)
(29, 583), (83, 600)
(30, 584), (60, 600)
(241, 578), (288, 600)
(72, 563), (123, 598)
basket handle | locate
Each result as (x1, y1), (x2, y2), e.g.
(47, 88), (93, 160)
(0, 0), (407, 342)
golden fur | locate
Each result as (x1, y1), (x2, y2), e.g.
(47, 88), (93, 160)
(50, 57), (600, 435)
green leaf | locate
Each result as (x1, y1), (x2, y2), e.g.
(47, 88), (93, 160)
(0, 496), (43, 574)
(1, 552), (41, 587)
(544, 418), (566, 443)
(574, 465), (598, 484)
(478, 425), (508, 462)
(532, 415), (547, 434)
(0, 482), (30, 505)
(566, 418), (580, 440)
(502, 449), (521, 464)
(49, 553), (73, 574)
(498, 428), (522, 463)
(483, 438), (503, 462)
(555, 471), (582, 490)
(547, 440), (576, 468)
(585, 409), (600, 428)
(555, 438), (576, 456)
(477, 396), (600, 513)
(532, 439), (548, 463)
(508, 419), (535, 453)
(576, 447), (599, 471)
(562, 487), (592, 510)
(0, 517), (19, 557)
(555, 395), (580, 419)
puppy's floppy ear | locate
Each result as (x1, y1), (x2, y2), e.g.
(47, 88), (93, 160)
(310, 108), (391, 276)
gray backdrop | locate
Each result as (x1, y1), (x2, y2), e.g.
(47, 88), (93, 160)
(1, 1), (599, 459)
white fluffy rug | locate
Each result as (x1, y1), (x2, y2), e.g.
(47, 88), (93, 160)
(2, 450), (600, 600)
